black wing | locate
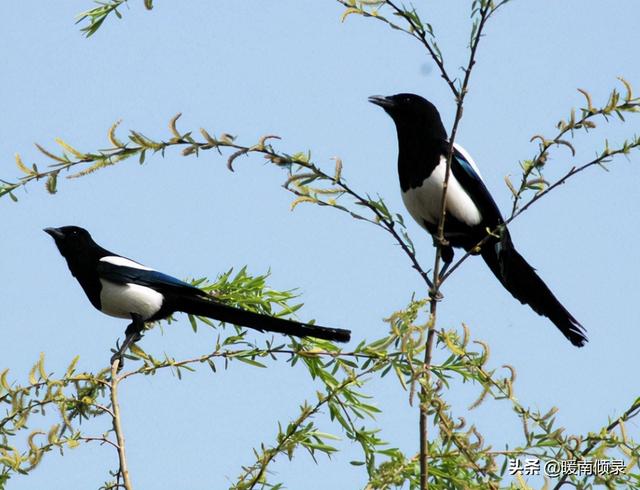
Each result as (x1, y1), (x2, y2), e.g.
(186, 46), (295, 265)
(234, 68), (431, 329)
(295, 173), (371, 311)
(449, 145), (504, 229)
(97, 261), (202, 295)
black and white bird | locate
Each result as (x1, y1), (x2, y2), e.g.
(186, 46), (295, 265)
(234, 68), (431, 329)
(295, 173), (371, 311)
(369, 93), (587, 347)
(44, 226), (351, 365)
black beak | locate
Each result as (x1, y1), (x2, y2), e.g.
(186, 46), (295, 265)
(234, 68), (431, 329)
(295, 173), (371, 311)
(368, 95), (395, 109)
(44, 227), (65, 240)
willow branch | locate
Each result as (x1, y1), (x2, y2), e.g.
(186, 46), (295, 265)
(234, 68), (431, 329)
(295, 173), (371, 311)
(419, 3), (496, 488)
(110, 360), (133, 490)
(119, 344), (398, 382)
(5, 125), (433, 289)
(236, 365), (379, 489)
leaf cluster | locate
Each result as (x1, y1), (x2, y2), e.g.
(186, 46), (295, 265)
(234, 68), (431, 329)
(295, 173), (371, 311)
(4, 1), (640, 489)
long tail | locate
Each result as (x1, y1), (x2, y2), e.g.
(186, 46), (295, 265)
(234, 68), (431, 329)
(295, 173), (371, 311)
(173, 294), (351, 343)
(480, 234), (587, 347)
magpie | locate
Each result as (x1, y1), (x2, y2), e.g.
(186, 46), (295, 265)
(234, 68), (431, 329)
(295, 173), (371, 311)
(44, 226), (351, 366)
(369, 93), (587, 347)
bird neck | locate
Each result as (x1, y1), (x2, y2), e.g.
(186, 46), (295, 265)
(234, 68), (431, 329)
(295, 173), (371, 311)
(61, 246), (113, 311)
(62, 244), (110, 272)
(396, 128), (448, 192)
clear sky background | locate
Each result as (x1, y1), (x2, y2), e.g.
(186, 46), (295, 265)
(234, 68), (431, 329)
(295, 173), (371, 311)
(1, 1), (639, 488)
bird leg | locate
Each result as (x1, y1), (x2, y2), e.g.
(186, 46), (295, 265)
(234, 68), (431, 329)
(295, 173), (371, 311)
(110, 313), (145, 369)
(432, 234), (450, 248)
(438, 245), (455, 279)
(430, 234), (454, 278)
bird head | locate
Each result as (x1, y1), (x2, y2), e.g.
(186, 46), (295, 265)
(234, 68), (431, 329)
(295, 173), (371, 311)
(44, 226), (97, 258)
(368, 93), (447, 141)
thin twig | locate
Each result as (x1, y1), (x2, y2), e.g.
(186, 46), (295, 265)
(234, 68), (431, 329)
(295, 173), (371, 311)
(307, 167), (434, 288)
(92, 402), (116, 418)
(80, 435), (120, 450)
(238, 366), (378, 489)
(110, 359), (133, 490)
(119, 346), (398, 381)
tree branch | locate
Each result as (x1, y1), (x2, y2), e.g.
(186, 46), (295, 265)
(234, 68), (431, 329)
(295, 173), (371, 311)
(419, 3), (497, 487)
(110, 360), (133, 490)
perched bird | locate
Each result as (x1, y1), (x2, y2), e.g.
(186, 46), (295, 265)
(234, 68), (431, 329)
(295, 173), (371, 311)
(369, 93), (587, 347)
(44, 226), (351, 365)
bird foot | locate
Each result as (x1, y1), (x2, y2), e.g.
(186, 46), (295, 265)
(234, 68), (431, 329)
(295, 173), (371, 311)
(109, 353), (124, 373)
(110, 348), (125, 372)
(433, 236), (450, 248)
(109, 313), (145, 371)
(429, 288), (444, 302)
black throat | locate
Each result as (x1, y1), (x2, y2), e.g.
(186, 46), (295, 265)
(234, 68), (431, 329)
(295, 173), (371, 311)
(59, 244), (113, 311)
(395, 123), (449, 192)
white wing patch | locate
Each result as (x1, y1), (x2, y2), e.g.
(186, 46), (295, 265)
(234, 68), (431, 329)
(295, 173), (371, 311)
(100, 256), (153, 271)
(402, 155), (482, 230)
(99, 279), (163, 320)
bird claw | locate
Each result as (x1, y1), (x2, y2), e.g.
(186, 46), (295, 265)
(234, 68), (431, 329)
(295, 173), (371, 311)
(110, 351), (125, 372)
(110, 314), (144, 372)
(433, 236), (450, 247)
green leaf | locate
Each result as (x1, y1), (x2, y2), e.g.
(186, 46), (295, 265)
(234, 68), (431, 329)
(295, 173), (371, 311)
(188, 314), (198, 333)
(236, 357), (267, 369)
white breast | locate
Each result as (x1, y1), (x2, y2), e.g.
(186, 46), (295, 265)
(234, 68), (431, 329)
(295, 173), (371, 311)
(401, 155), (482, 230)
(99, 279), (164, 320)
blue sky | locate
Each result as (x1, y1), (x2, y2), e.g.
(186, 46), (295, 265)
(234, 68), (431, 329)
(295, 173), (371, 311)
(1, 1), (639, 488)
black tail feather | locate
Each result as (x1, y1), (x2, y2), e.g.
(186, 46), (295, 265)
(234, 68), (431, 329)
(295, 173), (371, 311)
(480, 235), (587, 347)
(173, 295), (351, 343)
